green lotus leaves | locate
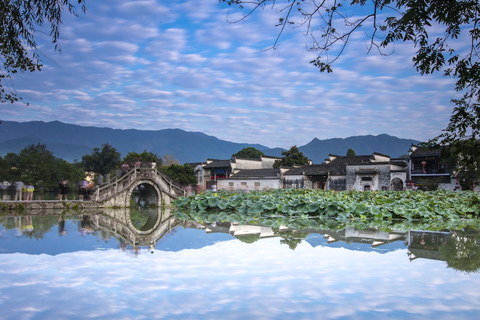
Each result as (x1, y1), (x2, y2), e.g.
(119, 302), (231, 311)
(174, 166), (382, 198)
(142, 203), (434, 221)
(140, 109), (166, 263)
(173, 189), (480, 229)
(263, 201), (276, 210)
(207, 197), (219, 208)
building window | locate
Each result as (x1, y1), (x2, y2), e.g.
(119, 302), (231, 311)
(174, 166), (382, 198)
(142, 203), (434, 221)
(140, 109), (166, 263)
(241, 182), (247, 186)
(361, 177), (372, 181)
(254, 182), (260, 187)
(228, 182), (234, 187)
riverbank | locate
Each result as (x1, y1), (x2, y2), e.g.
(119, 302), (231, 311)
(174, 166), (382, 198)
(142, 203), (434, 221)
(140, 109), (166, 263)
(0, 200), (104, 214)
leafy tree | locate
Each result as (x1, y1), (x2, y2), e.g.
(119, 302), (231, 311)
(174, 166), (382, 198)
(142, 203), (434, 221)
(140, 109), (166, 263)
(81, 144), (121, 175)
(123, 150), (162, 166)
(346, 149), (356, 157)
(440, 139), (480, 189)
(0, 144), (83, 191)
(1, 0), (86, 103)
(160, 163), (196, 186)
(0, 154), (18, 182)
(273, 145), (310, 168)
(16, 143), (57, 188)
(163, 154), (180, 166)
(232, 147), (265, 159)
(221, 0), (480, 179)
(439, 230), (480, 274)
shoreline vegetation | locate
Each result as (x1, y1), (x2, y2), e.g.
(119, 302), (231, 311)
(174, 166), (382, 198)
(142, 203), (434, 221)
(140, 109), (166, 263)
(173, 189), (480, 231)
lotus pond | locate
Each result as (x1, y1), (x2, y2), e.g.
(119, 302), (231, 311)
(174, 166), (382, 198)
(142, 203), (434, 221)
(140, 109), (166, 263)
(174, 189), (480, 227)
(1, 189), (480, 319)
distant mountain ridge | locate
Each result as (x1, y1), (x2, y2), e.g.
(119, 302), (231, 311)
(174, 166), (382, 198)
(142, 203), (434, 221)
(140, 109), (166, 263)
(0, 120), (420, 163)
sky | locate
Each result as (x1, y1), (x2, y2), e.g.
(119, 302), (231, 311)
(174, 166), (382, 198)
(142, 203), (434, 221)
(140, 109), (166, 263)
(1, 0), (465, 149)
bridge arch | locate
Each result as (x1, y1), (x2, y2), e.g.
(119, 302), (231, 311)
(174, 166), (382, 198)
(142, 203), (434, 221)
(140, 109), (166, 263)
(126, 179), (163, 208)
(93, 168), (185, 208)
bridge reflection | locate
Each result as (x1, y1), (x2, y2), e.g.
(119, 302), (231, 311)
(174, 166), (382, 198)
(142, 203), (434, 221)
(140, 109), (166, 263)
(3, 207), (479, 271)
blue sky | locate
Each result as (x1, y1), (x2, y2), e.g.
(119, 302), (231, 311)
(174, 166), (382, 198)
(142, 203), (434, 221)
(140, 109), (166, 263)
(1, 0), (463, 148)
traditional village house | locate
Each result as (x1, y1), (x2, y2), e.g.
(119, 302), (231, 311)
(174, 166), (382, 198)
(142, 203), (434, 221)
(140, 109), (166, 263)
(283, 153), (408, 191)
(216, 168), (284, 191)
(200, 156), (281, 190)
(408, 145), (460, 190)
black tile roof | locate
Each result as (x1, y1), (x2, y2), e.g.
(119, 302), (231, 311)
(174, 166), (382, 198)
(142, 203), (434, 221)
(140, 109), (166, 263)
(409, 145), (442, 157)
(229, 168), (281, 179)
(285, 154), (399, 176)
(204, 160), (232, 168)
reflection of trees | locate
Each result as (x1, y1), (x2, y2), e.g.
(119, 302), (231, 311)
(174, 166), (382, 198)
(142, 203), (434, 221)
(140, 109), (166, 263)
(273, 229), (310, 250)
(0, 216), (59, 239)
(130, 206), (149, 229)
(439, 230), (480, 274)
(235, 234), (260, 244)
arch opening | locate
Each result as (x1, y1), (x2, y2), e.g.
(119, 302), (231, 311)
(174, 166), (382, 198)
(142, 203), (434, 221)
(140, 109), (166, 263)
(391, 178), (404, 191)
(128, 182), (161, 232)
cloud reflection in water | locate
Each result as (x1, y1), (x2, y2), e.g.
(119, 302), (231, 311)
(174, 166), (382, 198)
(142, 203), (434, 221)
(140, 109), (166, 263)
(1, 237), (480, 319)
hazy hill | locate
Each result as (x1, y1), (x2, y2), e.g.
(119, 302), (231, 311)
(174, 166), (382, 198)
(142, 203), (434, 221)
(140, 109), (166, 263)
(299, 134), (420, 162)
(0, 120), (420, 163)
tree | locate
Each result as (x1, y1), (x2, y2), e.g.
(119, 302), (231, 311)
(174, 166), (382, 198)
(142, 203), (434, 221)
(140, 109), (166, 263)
(163, 154), (180, 166)
(160, 163), (196, 186)
(232, 147), (265, 159)
(1, 0), (86, 103)
(17, 143), (57, 189)
(346, 149), (356, 157)
(123, 150), (162, 166)
(81, 144), (121, 175)
(273, 145), (310, 168)
(221, 0), (480, 178)
(0, 143), (83, 191)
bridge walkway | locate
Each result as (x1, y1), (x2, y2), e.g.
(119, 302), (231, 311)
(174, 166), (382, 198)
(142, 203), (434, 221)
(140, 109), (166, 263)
(91, 167), (185, 205)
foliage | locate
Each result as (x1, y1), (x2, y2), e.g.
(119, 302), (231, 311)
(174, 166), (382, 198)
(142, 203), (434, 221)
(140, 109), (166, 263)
(439, 229), (480, 274)
(173, 189), (480, 231)
(160, 163), (196, 186)
(0, 0), (86, 103)
(274, 229), (309, 250)
(163, 154), (180, 166)
(273, 145), (310, 168)
(221, 0), (480, 183)
(437, 139), (480, 189)
(81, 144), (121, 175)
(347, 149), (356, 157)
(235, 234), (260, 244)
(232, 147), (265, 159)
(0, 143), (83, 191)
(123, 150), (162, 167)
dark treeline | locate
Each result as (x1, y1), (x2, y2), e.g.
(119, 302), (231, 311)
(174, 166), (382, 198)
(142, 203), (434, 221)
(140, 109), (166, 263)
(0, 143), (196, 193)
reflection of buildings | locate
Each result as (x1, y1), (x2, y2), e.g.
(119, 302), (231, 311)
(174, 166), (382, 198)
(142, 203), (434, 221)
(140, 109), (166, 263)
(318, 227), (407, 249)
(407, 230), (450, 262)
(203, 222), (285, 240)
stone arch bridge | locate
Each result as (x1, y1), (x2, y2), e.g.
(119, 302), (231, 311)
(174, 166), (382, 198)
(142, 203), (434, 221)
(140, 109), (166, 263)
(91, 168), (185, 208)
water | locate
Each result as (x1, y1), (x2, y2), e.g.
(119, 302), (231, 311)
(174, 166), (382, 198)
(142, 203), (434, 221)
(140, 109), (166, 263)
(1, 209), (480, 319)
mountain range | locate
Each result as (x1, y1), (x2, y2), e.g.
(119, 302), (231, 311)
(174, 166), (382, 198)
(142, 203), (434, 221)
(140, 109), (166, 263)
(0, 120), (420, 164)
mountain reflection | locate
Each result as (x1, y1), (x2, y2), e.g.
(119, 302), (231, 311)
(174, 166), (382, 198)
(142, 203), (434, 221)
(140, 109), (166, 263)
(1, 208), (480, 273)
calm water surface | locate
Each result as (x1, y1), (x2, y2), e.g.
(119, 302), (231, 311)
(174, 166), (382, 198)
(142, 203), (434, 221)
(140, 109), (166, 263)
(1, 209), (479, 320)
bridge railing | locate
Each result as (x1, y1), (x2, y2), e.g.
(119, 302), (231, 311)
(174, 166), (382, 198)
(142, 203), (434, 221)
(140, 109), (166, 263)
(93, 168), (186, 202)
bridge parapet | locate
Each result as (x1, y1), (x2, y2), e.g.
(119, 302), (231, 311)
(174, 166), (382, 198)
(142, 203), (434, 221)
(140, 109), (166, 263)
(92, 168), (185, 207)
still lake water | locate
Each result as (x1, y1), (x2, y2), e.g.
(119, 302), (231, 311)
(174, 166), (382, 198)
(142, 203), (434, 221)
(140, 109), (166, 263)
(1, 208), (480, 320)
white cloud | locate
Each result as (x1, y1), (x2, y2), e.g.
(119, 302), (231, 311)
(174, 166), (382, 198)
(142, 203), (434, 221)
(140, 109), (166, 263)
(1, 0), (463, 149)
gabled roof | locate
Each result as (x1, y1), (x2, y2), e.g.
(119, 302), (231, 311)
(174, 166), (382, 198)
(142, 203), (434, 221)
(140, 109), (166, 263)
(285, 153), (396, 176)
(284, 164), (329, 176)
(229, 168), (281, 179)
(204, 159), (231, 168)
(409, 144), (442, 157)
